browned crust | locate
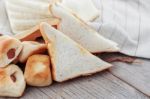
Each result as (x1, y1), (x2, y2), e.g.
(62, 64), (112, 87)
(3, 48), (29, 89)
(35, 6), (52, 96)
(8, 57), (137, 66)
(47, 44), (56, 81)
(14, 19), (60, 42)
(14, 25), (41, 41)
(29, 45), (47, 56)
(24, 54), (51, 86)
(56, 64), (112, 82)
(39, 24), (50, 43)
(0, 39), (13, 54)
(0, 64), (26, 97)
(0, 36), (18, 58)
(0, 69), (7, 84)
(39, 24), (56, 81)
(19, 42), (47, 63)
(92, 50), (120, 54)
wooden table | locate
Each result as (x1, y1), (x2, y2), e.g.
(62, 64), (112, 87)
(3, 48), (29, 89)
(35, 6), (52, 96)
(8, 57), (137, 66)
(0, 0), (150, 98)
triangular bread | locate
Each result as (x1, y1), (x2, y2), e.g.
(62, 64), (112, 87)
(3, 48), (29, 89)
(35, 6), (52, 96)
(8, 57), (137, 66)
(60, 0), (99, 21)
(40, 22), (112, 82)
(5, 0), (59, 34)
(50, 3), (119, 53)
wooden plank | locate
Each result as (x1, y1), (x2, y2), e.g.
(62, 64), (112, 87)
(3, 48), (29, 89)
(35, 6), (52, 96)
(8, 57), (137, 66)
(0, 71), (148, 99)
(30, 71), (148, 99)
(110, 58), (150, 96)
(21, 87), (51, 99)
(0, 87), (50, 99)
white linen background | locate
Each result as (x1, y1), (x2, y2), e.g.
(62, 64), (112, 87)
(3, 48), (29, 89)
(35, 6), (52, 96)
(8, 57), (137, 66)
(0, 0), (150, 58)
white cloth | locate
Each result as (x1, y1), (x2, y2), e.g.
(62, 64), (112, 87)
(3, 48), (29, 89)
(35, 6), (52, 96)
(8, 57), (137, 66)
(0, 0), (150, 58)
(0, 0), (12, 35)
(90, 0), (150, 58)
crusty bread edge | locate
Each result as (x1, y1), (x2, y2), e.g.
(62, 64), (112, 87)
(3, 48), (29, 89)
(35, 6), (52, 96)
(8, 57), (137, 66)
(14, 25), (41, 41)
(55, 64), (112, 82)
(39, 23), (57, 81)
(14, 20), (60, 41)
(39, 22), (113, 82)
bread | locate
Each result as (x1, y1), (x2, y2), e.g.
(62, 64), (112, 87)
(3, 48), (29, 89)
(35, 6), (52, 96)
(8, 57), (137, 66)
(5, 0), (59, 34)
(24, 54), (52, 86)
(40, 22), (112, 82)
(60, 0), (99, 21)
(0, 64), (26, 97)
(18, 41), (47, 63)
(50, 3), (119, 53)
(14, 22), (58, 42)
(0, 35), (22, 67)
(14, 25), (42, 41)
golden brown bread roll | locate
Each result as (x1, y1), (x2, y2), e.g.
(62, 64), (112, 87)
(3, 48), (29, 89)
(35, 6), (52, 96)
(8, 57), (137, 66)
(24, 54), (52, 87)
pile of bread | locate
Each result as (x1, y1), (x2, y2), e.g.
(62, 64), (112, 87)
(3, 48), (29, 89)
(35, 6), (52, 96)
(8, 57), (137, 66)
(0, 0), (120, 97)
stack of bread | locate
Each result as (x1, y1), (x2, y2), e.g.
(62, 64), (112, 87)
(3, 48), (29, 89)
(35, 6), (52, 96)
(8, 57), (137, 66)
(0, 0), (119, 97)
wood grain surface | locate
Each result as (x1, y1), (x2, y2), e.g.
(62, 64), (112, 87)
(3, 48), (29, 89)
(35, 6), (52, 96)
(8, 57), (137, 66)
(110, 58), (150, 97)
(1, 71), (149, 99)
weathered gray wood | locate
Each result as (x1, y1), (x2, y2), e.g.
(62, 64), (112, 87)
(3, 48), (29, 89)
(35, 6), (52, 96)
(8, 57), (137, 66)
(26, 71), (149, 99)
(110, 58), (150, 96)
(0, 71), (148, 99)
(21, 87), (51, 99)
(0, 87), (50, 99)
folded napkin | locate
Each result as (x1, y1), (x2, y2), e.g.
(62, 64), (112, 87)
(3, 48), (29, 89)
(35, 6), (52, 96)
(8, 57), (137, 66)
(0, 0), (150, 59)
